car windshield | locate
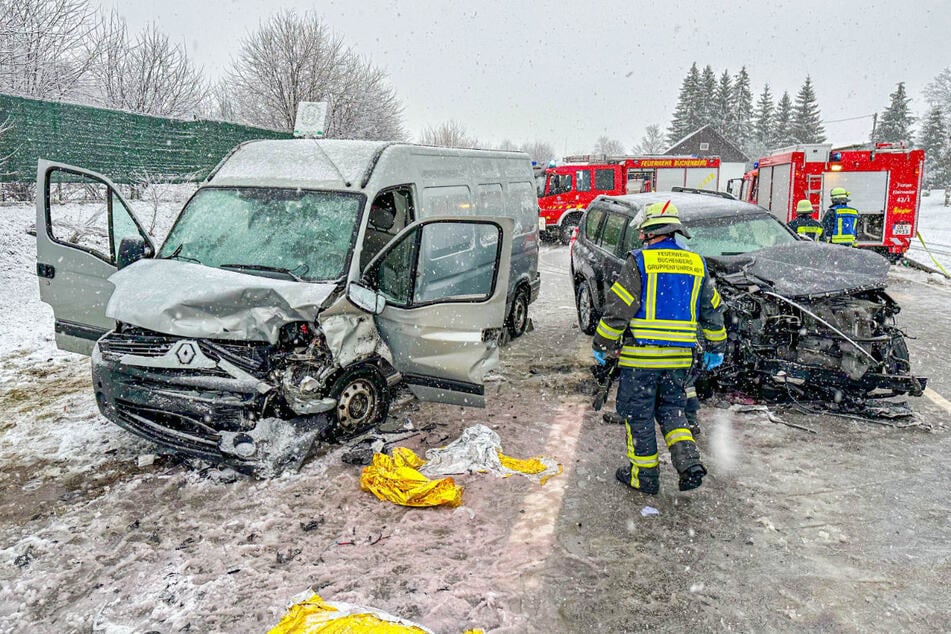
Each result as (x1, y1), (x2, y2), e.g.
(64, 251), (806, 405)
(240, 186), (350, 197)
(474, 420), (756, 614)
(683, 214), (799, 257)
(158, 187), (364, 282)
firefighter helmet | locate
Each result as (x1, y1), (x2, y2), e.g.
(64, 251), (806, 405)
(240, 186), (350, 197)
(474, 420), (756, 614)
(638, 200), (691, 238)
(795, 199), (814, 214)
(830, 187), (850, 202)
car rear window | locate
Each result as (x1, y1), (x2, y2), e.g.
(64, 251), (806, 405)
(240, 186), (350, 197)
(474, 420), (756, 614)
(584, 209), (605, 240)
(621, 216), (641, 254)
(599, 213), (626, 254)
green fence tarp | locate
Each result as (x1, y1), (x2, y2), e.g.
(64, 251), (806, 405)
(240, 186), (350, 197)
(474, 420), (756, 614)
(0, 93), (291, 183)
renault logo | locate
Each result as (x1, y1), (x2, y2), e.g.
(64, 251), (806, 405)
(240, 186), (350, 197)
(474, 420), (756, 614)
(176, 342), (196, 365)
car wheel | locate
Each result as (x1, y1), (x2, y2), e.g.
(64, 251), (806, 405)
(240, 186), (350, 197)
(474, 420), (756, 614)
(560, 215), (580, 244)
(329, 366), (390, 437)
(576, 281), (599, 335)
(506, 287), (530, 339)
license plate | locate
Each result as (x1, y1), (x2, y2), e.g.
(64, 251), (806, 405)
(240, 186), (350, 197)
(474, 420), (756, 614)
(892, 223), (912, 236)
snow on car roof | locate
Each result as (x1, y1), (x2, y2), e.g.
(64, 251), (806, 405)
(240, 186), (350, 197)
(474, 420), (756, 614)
(600, 191), (766, 221)
(208, 139), (392, 190)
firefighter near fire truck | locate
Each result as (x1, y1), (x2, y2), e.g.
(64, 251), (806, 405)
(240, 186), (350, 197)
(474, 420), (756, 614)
(822, 187), (859, 246)
(788, 199), (824, 241)
(591, 200), (726, 495)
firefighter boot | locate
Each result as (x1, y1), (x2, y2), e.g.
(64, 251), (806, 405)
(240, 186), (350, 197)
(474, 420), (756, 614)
(615, 465), (659, 495)
(668, 435), (706, 491)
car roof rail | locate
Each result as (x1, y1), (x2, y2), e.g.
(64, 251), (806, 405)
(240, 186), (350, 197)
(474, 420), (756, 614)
(671, 186), (735, 200)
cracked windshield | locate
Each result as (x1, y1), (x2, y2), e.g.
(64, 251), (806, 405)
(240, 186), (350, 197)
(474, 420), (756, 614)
(1, 1), (950, 633)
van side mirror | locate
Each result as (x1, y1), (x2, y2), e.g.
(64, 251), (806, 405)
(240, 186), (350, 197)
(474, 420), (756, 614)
(348, 282), (386, 315)
(117, 235), (153, 270)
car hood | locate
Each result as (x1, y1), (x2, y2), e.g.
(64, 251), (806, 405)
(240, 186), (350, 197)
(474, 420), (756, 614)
(106, 259), (339, 343)
(708, 242), (890, 299)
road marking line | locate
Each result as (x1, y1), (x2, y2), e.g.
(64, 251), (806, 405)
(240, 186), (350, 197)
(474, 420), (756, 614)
(504, 403), (586, 586)
(923, 387), (951, 415)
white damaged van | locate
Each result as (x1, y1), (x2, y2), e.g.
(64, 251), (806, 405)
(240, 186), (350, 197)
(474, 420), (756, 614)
(36, 140), (540, 474)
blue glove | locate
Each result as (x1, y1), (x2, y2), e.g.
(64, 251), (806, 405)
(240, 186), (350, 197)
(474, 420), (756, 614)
(593, 350), (608, 366)
(703, 352), (724, 370)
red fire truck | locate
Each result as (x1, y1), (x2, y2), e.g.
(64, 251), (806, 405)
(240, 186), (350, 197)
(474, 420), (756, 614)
(729, 143), (924, 258)
(537, 155), (721, 242)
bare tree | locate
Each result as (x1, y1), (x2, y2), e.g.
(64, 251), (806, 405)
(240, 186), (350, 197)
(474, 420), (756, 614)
(495, 139), (519, 151)
(0, 0), (100, 99)
(418, 120), (479, 148)
(520, 141), (555, 165)
(593, 136), (625, 156)
(87, 13), (208, 117)
(224, 10), (404, 138)
(632, 124), (666, 154)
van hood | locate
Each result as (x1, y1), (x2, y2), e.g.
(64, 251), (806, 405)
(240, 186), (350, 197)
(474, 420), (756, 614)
(106, 259), (339, 343)
(708, 242), (890, 299)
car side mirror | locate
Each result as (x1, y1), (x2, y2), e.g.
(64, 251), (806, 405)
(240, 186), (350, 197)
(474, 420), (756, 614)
(116, 235), (153, 270)
(348, 282), (386, 315)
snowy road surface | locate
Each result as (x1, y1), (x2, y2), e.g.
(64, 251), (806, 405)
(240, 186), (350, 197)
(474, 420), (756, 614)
(1, 202), (950, 632)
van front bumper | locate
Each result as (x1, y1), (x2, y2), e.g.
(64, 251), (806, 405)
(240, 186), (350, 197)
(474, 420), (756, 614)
(91, 340), (333, 475)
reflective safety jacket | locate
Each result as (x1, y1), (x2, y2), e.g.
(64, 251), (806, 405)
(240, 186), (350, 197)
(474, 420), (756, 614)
(788, 215), (823, 241)
(592, 237), (726, 369)
(821, 204), (858, 245)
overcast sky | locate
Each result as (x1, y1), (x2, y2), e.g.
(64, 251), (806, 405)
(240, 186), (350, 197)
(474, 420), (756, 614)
(93, 0), (951, 154)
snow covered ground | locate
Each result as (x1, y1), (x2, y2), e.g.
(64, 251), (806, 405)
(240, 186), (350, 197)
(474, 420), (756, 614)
(1, 193), (950, 631)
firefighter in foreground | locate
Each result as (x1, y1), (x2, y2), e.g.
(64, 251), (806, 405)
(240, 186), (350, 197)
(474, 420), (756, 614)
(821, 187), (859, 245)
(592, 201), (726, 494)
(788, 199), (823, 241)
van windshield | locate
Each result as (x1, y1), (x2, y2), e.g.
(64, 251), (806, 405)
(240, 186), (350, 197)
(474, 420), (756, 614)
(159, 187), (364, 282)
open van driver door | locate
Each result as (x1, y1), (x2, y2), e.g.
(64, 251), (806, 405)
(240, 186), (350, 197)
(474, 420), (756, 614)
(35, 161), (154, 355)
(352, 217), (513, 407)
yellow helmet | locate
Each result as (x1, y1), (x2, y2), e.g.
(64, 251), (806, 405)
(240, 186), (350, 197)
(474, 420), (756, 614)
(638, 200), (691, 238)
(830, 187), (849, 201)
(795, 199), (814, 214)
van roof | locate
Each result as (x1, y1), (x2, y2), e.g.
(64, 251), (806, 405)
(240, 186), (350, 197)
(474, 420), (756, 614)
(207, 139), (392, 190)
(206, 139), (531, 191)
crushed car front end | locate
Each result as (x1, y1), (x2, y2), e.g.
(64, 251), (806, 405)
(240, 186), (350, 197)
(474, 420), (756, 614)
(706, 243), (927, 401)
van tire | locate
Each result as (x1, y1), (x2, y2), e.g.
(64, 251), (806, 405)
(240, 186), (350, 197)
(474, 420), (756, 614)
(576, 280), (599, 335)
(329, 366), (390, 437)
(506, 287), (530, 338)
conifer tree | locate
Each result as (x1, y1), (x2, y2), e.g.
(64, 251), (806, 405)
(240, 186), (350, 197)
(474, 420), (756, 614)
(754, 83), (775, 148)
(698, 65), (717, 127)
(730, 66), (754, 148)
(873, 81), (915, 143)
(919, 105), (949, 189)
(791, 76), (825, 143)
(774, 91), (794, 146)
(713, 69), (733, 133)
(666, 62), (702, 145)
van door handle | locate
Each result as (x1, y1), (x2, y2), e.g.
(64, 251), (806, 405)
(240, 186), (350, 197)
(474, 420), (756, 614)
(37, 263), (55, 279)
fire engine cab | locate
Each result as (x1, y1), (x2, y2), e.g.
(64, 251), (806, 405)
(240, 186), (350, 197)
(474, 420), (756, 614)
(729, 143), (924, 258)
(537, 155), (720, 242)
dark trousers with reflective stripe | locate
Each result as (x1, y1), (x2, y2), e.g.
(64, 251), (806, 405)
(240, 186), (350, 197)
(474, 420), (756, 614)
(616, 367), (702, 478)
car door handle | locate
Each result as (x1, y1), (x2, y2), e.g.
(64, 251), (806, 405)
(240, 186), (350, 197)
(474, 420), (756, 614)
(37, 263), (55, 279)
(610, 271), (620, 282)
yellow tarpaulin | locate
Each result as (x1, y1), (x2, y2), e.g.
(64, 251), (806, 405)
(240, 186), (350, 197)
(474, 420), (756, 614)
(269, 592), (431, 633)
(360, 448), (463, 508)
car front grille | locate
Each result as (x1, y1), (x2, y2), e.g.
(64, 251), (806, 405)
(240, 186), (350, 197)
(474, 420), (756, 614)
(99, 329), (272, 378)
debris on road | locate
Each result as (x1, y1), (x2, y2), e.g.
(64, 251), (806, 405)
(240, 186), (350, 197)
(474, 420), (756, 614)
(640, 506), (660, 517)
(359, 425), (562, 507)
(418, 424), (561, 484)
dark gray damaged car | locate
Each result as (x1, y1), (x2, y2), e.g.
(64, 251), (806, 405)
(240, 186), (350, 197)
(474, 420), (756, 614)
(570, 191), (926, 403)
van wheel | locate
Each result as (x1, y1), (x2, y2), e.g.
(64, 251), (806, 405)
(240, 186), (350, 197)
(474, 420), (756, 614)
(506, 288), (530, 338)
(329, 366), (390, 437)
(576, 281), (599, 335)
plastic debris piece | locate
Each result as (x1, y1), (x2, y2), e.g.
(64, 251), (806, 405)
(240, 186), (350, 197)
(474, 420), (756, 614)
(641, 506), (660, 517)
(269, 591), (435, 633)
(360, 450), (462, 508)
